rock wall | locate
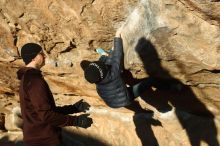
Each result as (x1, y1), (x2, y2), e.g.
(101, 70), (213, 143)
(0, 0), (220, 146)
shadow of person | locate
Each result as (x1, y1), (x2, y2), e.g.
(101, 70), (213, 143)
(127, 101), (162, 146)
(0, 130), (109, 146)
(122, 69), (162, 146)
(62, 129), (108, 146)
(134, 37), (219, 146)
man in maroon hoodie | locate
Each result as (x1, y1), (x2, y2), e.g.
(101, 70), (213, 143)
(17, 43), (93, 146)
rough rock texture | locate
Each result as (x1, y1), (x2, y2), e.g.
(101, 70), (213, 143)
(0, 0), (220, 146)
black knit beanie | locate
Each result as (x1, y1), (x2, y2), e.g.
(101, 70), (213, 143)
(84, 61), (108, 83)
(21, 43), (42, 65)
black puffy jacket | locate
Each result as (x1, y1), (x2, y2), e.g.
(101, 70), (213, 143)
(96, 37), (133, 108)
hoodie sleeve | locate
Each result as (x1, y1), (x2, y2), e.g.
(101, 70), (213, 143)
(54, 105), (79, 115)
(111, 37), (123, 70)
(26, 76), (78, 127)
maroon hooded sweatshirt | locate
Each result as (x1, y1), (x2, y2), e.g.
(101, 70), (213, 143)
(17, 67), (78, 146)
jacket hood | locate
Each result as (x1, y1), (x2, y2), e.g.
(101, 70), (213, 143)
(17, 67), (41, 80)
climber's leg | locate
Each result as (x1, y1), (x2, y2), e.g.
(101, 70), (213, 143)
(131, 77), (155, 98)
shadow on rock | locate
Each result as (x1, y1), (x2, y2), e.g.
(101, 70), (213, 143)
(62, 129), (108, 146)
(123, 70), (162, 146)
(0, 129), (108, 146)
(134, 37), (219, 146)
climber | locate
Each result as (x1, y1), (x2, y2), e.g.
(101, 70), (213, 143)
(80, 31), (159, 108)
(17, 43), (93, 146)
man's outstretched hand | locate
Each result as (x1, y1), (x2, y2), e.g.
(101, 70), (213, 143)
(75, 114), (93, 128)
(74, 99), (90, 113)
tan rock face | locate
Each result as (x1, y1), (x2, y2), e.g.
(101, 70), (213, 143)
(0, 0), (220, 146)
